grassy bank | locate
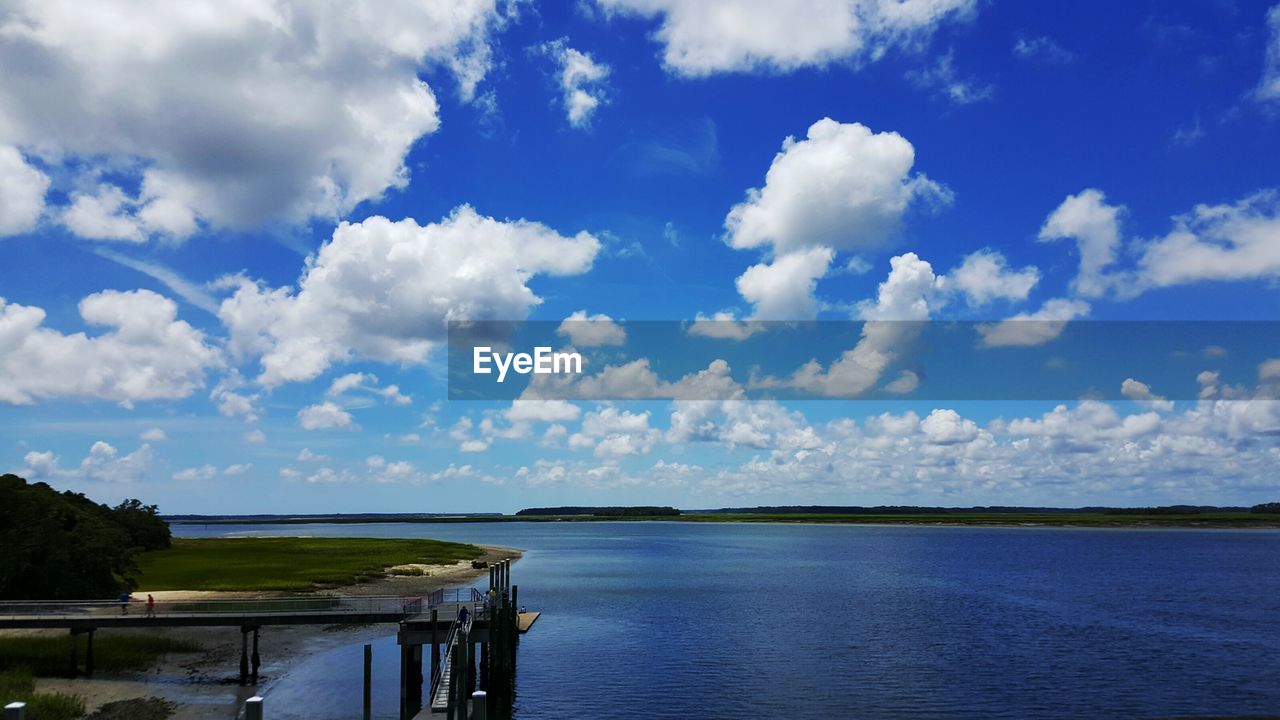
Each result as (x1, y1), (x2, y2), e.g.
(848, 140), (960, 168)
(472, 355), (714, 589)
(0, 669), (83, 720)
(136, 537), (484, 592)
(0, 635), (200, 677)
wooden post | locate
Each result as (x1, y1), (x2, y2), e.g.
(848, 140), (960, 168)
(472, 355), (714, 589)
(67, 629), (78, 678)
(251, 627), (261, 684)
(400, 643), (412, 720)
(489, 566), (496, 591)
(84, 629), (94, 677)
(239, 629), (249, 685)
(471, 691), (487, 720)
(4, 702), (26, 720)
(363, 644), (372, 720)
(244, 696), (263, 720)
(430, 609), (440, 681)
(408, 645), (422, 715)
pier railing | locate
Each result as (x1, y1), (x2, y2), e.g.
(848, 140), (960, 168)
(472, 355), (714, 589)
(0, 594), (434, 621)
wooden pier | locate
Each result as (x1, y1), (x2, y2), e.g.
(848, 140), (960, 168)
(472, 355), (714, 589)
(0, 559), (528, 719)
(398, 558), (522, 719)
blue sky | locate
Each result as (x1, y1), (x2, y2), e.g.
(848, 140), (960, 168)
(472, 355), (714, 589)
(2, 0), (1280, 514)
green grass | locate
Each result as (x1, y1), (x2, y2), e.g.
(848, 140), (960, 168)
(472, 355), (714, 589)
(136, 537), (483, 592)
(0, 669), (85, 720)
(0, 635), (200, 677)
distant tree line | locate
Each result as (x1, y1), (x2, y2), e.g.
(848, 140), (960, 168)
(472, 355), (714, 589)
(698, 505), (1257, 515)
(515, 506), (681, 517)
(0, 474), (171, 600)
(1252, 502), (1280, 514)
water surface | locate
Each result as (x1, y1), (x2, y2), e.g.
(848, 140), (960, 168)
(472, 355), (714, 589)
(173, 521), (1280, 719)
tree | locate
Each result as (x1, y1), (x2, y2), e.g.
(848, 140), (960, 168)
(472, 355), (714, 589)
(0, 474), (171, 599)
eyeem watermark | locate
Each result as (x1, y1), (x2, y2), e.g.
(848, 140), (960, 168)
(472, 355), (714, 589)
(473, 346), (583, 383)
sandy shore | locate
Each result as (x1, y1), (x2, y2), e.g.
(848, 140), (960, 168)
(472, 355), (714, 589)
(19, 544), (521, 719)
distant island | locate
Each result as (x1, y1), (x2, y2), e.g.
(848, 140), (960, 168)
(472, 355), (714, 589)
(165, 503), (1280, 528)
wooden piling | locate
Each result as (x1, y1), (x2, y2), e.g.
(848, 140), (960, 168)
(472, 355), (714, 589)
(239, 629), (250, 685)
(363, 643), (372, 720)
(4, 702), (25, 720)
(251, 627), (261, 683)
(84, 629), (94, 677)
(66, 629), (77, 679)
(244, 696), (263, 720)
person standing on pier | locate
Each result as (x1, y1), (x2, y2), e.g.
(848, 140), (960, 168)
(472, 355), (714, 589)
(146, 593), (156, 618)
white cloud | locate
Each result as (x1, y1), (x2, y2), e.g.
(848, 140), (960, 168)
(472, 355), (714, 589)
(571, 406), (660, 459)
(594, 0), (974, 77)
(297, 448), (331, 462)
(883, 370), (920, 394)
(906, 51), (993, 105)
(140, 428), (167, 442)
(173, 464), (217, 482)
(1121, 378), (1174, 412)
(1136, 190), (1280, 288)
(944, 249), (1039, 306)
(539, 40), (611, 127)
(0, 289), (220, 405)
(325, 372), (413, 406)
(1038, 188), (1123, 298)
(1012, 35), (1073, 63)
(506, 400), (582, 423)
(1259, 358), (1280, 382)
(23, 441), (153, 483)
(754, 252), (943, 396)
(219, 206), (601, 385)
(0, 145), (48, 236)
(223, 463), (252, 476)
(243, 429), (266, 444)
(736, 247), (834, 320)
(920, 408), (979, 444)
(0, 0), (511, 240)
(686, 312), (765, 340)
(558, 311), (626, 346)
(976, 298), (1090, 347)
(298, 402), (355, 430)
(724, 118), (949, 255)
(1258, 3), (1280, 102)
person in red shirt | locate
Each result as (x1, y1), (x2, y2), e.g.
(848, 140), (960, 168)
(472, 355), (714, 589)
(146, 594), (156, 618)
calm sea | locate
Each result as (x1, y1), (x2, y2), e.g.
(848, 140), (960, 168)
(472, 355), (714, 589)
(172, 521), (1280, 719)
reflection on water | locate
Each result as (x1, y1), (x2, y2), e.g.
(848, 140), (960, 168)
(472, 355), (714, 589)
(174, 522), (1280, 719)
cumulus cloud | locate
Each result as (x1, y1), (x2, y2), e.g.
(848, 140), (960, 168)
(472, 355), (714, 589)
(0, 0), (511, 240)
(140, 428), (167, 442)
(298, 402), (356, 431)
(944, 249), (1039, 306)
(1121, 378), (1174, 412)
(1038, 189), (1123, 298)
(0, 145), (48, 236)
(0, 289), (220, 405)
(1136, 190), (1280, 288)
(570, 406), (660, 459)
(219, 206), (601, 385)
(976, 298), (1090, 347)
(725, 118), (949, 255)
(594, 0), (974, 77)
(736, 247), (835, 320)
(538, 40), (611, 127)
(754, 252), (943, 396)
(558, 311), (626, 346)
(22, 441), (153, 483)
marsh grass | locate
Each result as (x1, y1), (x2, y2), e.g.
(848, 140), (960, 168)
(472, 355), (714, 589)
(136, 537), (482, 592)
(0, 668), (85, 720)
(0, 635), (200, 677)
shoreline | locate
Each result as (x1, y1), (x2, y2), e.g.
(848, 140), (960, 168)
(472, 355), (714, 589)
(19, 544), (521, 720)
